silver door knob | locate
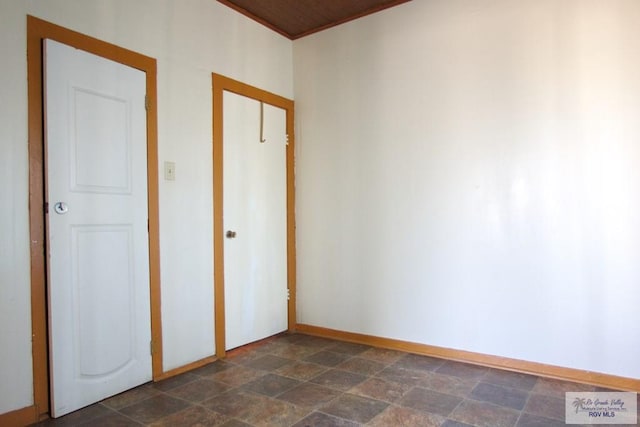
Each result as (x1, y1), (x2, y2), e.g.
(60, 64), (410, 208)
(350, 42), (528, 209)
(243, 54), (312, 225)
(54, 202), (69, 215)
(226, 230), (237, 239)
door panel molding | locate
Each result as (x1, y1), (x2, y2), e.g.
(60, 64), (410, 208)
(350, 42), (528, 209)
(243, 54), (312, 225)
(27, 16), (162, 421)
(212, 74), (296, 358)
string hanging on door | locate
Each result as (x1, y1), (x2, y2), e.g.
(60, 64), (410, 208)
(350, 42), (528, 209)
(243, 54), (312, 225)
(260, 101), (267, 143)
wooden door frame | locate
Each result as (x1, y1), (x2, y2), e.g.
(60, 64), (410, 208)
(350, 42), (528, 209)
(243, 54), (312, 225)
(27, 16), (163, 420)
(212, 73), (296, 358)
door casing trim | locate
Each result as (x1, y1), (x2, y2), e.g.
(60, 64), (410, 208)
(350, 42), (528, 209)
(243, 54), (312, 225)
(212, 73), (296, 357)
(27, 15), (163, 420)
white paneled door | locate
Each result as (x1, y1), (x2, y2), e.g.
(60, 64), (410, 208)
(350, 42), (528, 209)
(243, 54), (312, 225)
(223, 91), (288, 350)
(45, 39), (151, 417)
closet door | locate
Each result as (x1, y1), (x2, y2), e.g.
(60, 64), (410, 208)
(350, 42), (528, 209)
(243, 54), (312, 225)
(222, 91), (288, 350)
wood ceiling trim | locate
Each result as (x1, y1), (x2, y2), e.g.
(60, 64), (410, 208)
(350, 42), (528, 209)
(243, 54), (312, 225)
(217, 0), (412, 40)
(218, 0), (292, 39)
(293, 0), (411, 40)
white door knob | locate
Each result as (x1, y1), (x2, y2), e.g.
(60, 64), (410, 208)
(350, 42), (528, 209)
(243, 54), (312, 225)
(54, 202), (69, 214)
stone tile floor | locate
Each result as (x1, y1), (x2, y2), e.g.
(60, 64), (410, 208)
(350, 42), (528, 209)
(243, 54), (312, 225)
(32, 333), (639, 426)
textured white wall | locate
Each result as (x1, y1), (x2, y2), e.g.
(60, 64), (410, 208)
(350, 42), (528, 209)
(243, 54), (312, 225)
(293, 0), (640, 380)
(0, 0), (292, 414)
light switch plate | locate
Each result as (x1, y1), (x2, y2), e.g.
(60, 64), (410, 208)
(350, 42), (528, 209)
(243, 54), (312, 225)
(164, 161), (176, 181)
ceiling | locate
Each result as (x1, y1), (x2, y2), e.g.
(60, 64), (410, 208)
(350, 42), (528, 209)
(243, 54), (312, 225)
(217, 0), (411, 40)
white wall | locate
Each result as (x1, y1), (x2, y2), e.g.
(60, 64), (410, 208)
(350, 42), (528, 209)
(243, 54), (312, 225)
(294, 0), (640, 380)
(0, 0), (292, 414)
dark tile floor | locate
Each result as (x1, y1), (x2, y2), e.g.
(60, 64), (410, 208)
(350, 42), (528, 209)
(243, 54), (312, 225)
(32, 333), (639, 426)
